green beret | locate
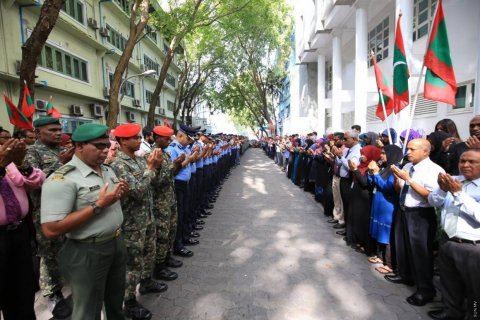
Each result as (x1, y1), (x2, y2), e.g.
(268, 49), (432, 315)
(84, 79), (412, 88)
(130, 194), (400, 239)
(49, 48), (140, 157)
(72, 123), (108, 142)
(33, 117), (60, 128)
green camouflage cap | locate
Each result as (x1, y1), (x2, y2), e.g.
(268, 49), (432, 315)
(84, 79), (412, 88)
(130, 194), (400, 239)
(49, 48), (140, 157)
(72, 123), (108, 142)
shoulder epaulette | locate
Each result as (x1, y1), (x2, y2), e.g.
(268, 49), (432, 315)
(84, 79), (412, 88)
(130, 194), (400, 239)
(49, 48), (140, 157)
(53, 164), (75, 176)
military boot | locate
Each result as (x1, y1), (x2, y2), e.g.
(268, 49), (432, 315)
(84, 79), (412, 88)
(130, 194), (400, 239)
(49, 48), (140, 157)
(165, 253), (183, 268)
(153, 262), (178, 281)
(139, 278), (168, 295)
(124, 298), (152, 320)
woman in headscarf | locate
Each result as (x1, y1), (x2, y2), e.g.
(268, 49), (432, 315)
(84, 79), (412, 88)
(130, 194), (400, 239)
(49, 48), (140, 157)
(367, 144), (403, 273)
(347, 145), (382, 251)
(399, 129), (422, 149)
(426, 131), (451, 170)
(377, 128), (398, 148)
(302, 138), (315, 191)
(363, 132), (379, 146)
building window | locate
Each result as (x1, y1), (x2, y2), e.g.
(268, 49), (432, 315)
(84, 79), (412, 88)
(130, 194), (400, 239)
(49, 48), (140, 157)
(145, 25), (157, 43)
(109, 73), (135, 98)
(106, 25), (127, 51)
(325, 62), (332, 94)
(60, 117), (92, 134)
(62, 0), (85, 24)
(449, 82), (475, 112)
(413, 0), (437, 42)
(167, 100), (174, 112)
(166, 73), (176, 87)
(368, 17), (389, 66)
(163, 42), (169, 54)
(39, 44), (88, 82)
(145, 90), (160, 106)
(143, 55), (159, 75)
(114, 0), (130, 14)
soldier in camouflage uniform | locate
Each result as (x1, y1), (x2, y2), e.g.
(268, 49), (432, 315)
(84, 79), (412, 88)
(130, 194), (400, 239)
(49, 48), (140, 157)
(24, 117), (74, 319)
(110, 123), (165, 320)
(150, 126), (184, 281)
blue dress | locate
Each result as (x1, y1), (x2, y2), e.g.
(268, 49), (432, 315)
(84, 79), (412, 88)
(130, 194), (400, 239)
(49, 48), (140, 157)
(368, 173), (398, 244)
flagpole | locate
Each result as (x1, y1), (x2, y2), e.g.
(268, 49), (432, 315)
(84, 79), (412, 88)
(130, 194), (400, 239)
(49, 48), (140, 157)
(378, 87), (393, 144)
(402, 0), (441, 156)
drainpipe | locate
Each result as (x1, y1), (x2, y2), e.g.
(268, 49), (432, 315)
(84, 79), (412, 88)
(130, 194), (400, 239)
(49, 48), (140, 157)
(19, 2), (40, 45)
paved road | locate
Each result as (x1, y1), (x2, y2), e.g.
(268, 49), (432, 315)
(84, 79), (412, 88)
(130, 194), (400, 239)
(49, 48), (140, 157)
(35, 148), (437, 319)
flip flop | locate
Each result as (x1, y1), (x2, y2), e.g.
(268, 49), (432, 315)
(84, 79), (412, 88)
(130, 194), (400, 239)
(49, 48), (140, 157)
(375, 266), (393, 274)
(367, 256), (383, 264)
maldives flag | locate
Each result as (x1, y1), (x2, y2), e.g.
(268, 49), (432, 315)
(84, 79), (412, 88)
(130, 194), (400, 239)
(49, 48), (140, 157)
(424, 0), (457, 105)
(372, 54), (394, 121)
(393, 14), (409, 113)
(4, 95), (34, 130)
(21, 82), (35, 119)
(46, 97), (62, 118)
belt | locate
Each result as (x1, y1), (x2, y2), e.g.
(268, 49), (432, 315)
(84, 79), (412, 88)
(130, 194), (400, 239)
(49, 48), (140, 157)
(399, 205), (433, 212)
(0, 220), (23, 231)
(449, 237), (479, 245)
(73, 229), (121, 244)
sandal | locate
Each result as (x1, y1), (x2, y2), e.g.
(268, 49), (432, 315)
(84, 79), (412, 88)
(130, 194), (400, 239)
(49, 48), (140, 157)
(367, 256), (383, 264)
(375, 265), (393, 274)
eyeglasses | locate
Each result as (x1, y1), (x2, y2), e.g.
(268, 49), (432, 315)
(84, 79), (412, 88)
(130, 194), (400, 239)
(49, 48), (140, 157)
(89, 142), (111, 150)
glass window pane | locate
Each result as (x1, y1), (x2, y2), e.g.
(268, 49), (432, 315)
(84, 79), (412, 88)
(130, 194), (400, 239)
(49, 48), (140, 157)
(77, 2), (84, 23)
(418, 24), (428, 38)
(65, 55), (72, 75)
(73, 59), (80, 78)
(419, 0), (428, 11)
(383, 49), (388, 59)
(383, 39), (389, 49)
(384, 29), (389, 38)
(471, 83), (475, 105)
(81, 62), (87, 81)
(45, 46), (53, 69)
(419, 11), (428, 24)
(454, 85), (466, 108)
(376, 24), (382, 34)
(383, 18), (389, 28)
(55, 50), (63, 72)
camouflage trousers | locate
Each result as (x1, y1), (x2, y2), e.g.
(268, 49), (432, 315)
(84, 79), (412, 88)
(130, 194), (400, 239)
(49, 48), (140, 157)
(34, 214), (65, 297)
(154, 204), (177, 264)
(123, 222), (156, 301)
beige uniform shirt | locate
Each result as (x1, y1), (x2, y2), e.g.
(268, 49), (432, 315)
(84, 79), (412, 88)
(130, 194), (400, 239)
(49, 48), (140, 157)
(41, 155), (123, 240)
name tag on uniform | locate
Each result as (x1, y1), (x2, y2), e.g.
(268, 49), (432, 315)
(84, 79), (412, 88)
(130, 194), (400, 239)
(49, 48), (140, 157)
(89, 185), (101, 192)
(111, 176), (120, 184)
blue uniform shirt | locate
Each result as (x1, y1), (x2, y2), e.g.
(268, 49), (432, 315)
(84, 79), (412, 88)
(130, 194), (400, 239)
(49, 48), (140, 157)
(194, 141), (204, 168)
(165, 140), (191, 181)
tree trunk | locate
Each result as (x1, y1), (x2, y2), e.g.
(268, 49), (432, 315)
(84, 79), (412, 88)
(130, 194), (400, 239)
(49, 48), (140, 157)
(106, 0), (149, 129)
(17, 0), (65, 108)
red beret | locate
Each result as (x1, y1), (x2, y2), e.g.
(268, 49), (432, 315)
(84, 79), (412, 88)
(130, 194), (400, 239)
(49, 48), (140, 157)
(153, 126), (174, 137)
(114, 123), (142, 138)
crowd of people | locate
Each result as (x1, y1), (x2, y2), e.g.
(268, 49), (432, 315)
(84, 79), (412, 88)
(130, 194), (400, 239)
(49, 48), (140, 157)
(0, 118), (246, 320)
(262, 116), (480, 320)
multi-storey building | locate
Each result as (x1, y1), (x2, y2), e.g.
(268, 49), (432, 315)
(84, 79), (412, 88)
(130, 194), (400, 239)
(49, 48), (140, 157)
(286, 0), (479, 138)
(0, 0), (182, 132)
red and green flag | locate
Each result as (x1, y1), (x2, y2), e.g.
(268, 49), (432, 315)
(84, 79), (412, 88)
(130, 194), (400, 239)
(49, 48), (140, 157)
(46, 97), (62, 118)
(21, 81), (35, 119)
(4, 94), (34, 130)
(393, 14), (409, 114)
(424, 0), (457, 105)
(372, 54), (394, 121)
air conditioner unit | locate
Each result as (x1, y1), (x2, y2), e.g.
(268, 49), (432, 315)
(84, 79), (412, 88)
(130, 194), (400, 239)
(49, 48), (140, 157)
(99, 27), (109, 37)
(87, 18), (99, 29)
(126, 111), (136, 123)
(34, 99), (47, 111)
(15, 60), (21, 75)
(103, 87), (110, 98)
(154, 119), (161, 126)
(133, 99), (141, 107)
(90, 104), (104, 118)
(159, 108), (165, 115)
(70, 104), (84, 116)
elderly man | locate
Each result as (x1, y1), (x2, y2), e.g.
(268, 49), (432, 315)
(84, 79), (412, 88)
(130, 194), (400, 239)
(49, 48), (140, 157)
(428, 149), (480, 320)
(41, 123), (128, 320)
(387, 139), (445, 306)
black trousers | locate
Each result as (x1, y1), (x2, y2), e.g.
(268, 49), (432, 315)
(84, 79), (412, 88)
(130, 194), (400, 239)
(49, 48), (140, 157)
(396, 206), (436, 296)
(339, 177), (353, 244)
(0, 222), (36, 320)
(438, 234), (480, 319)
(174, 180), (189, 250)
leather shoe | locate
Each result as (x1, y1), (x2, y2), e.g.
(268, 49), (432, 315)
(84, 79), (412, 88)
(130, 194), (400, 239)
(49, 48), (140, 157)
(185, 238), (199, 246)
(333, 223), (346, 229)
(327, 218), (338, 224)
(193, 225), (204, 230)
(173, 248), (193, 257)
(153, 263), (178, 281)
(165, 255), (183, 268)
(384, 274), (414, 286)
(336, 230), (346, 236)
(196, 219), (205, 225)
(203, 211), (212, 215)
(427, 309), (455, 320)
(198, 214), (208, 219)
(406, 292), (434, 306)
(205, 204), (214, 209)
(189, 231), (200, 238)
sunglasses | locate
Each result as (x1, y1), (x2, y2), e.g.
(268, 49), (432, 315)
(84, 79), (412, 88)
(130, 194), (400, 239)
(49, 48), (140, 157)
(89, 142), (112, 150)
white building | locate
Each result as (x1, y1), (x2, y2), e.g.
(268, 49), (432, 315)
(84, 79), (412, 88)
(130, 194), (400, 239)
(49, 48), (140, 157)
(285, 0), (479, 138)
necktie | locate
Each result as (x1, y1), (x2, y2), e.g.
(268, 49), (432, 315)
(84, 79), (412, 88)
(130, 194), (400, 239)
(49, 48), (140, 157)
(399, 166), (415, 205)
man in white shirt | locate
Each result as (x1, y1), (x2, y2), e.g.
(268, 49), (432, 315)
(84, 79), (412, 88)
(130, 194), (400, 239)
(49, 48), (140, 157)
(387, 139), (445, 306)
(427, 149), (480, 320)
(135, 127), (155, 157)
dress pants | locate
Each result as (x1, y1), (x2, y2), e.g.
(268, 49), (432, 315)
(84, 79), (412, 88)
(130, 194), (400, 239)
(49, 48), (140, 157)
(339, 177), (352, 243)
(331, 176), (344, 224)
(174, 180), (189, 249)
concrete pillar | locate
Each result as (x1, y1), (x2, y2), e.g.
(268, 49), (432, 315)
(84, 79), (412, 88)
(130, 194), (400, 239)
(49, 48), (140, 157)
(354, 3), (368, 131)
(317, 54), (326, 134)
(331, 31), (342, 131)
(475, 20), (480, 115)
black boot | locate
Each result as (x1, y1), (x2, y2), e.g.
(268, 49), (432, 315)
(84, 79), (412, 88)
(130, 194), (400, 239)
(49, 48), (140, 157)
(153, 262), (178, 281)
(166, 253), (183, 268)
(124, 298), (152, 320)
(139, 278), (168, 295)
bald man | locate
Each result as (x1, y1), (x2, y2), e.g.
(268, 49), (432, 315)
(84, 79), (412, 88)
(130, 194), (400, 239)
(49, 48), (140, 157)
(387, 139), (445, 306)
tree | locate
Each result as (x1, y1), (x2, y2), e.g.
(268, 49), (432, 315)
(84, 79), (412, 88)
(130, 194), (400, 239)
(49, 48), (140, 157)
(17, 0), (65, 109)
(105, 0), (150, 129)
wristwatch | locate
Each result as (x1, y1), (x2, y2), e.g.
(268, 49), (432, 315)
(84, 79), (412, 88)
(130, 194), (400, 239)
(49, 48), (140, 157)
(405, 179), (413, 186)
(90, 203), (102, 215)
